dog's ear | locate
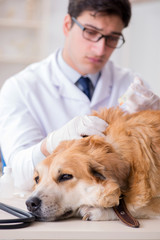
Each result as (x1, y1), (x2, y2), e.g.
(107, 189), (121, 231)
(89, 160), (121, 207)
(87, 135), (113, 153)
(86, 136), (130, 191)
(99, 180), (121, 208)
(89, 160), (121, 208)
(100, 153), (130, 191)
(89, 161), (106, 181)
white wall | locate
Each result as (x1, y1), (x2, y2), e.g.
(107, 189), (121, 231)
(111, 0), (160, 95)
(48, 0), (68, 54)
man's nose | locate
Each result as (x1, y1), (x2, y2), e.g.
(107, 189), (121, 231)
(93, 37), (106, 55)
(26, 197), (41, 212)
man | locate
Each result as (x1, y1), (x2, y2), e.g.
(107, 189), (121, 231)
(0, 0), (159, 190)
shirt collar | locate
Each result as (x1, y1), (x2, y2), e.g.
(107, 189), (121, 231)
(57, 49), (100, 87)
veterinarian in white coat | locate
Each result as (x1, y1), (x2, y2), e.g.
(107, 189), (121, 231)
(0, 0), (159, 190)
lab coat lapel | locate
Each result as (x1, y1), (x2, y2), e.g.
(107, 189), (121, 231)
(60, 78), (90, 102)
(51, 53), (90, 103)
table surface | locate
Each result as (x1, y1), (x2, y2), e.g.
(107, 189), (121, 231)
(0, 196), (160, 240)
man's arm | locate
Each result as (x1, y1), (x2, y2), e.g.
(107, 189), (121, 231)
(0, 79), (108, 190)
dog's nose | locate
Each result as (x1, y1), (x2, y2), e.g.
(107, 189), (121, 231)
(26, 197), (41, 212)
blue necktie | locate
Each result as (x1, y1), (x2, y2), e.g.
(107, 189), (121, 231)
(77, 76), (91, 100)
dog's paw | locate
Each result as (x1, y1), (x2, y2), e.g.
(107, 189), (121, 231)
(77, 206), (117, 221)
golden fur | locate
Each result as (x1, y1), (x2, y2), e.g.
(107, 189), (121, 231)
(26, 108), (160, 221)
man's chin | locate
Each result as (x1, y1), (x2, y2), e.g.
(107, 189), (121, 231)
(83, 62), (106, 74)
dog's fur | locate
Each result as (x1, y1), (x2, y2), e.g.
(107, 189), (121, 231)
(26, 108), (160, 221)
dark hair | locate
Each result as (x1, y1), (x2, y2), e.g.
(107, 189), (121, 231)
(68, 0), (131, 27)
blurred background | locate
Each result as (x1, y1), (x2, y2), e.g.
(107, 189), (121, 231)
(0, 0), (160, 94)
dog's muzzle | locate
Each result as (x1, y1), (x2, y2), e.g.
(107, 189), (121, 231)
(25, 196), (74, 221)
(26, 197), (41, 213)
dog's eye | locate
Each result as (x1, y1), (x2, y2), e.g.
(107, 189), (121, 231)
(34, 176), (39, 184)
(58, 174), (73, 182)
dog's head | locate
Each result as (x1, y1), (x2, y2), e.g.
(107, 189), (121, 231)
(26, 136), (130, 221)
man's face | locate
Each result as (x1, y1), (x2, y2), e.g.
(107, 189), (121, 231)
(62, 11), (124, 75)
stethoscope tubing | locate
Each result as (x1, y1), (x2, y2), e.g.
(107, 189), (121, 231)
(0, 202), (35, 229)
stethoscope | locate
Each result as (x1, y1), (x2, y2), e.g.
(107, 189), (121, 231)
(0, 202), (35, 229)
(0, 199), (140, 229)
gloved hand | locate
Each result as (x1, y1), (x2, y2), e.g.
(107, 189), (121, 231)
(118, 77), (160, 113)
(46, 116), (108, 154)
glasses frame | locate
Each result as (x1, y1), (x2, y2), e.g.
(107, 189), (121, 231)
(72, 17), (125, 49)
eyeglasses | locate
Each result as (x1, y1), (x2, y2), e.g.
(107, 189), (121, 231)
(72, 17), (125, 49)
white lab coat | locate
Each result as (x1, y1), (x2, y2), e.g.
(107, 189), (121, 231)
(0, 49), (137, 190)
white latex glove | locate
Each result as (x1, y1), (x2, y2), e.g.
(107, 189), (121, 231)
(118, 77), (160, 113)
(46, 116), (108, 154)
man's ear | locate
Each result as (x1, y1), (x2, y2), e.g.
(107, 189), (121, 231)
(63, 14), (72, 36)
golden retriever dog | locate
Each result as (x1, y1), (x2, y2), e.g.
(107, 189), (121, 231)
(26, 107), (160, 223)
